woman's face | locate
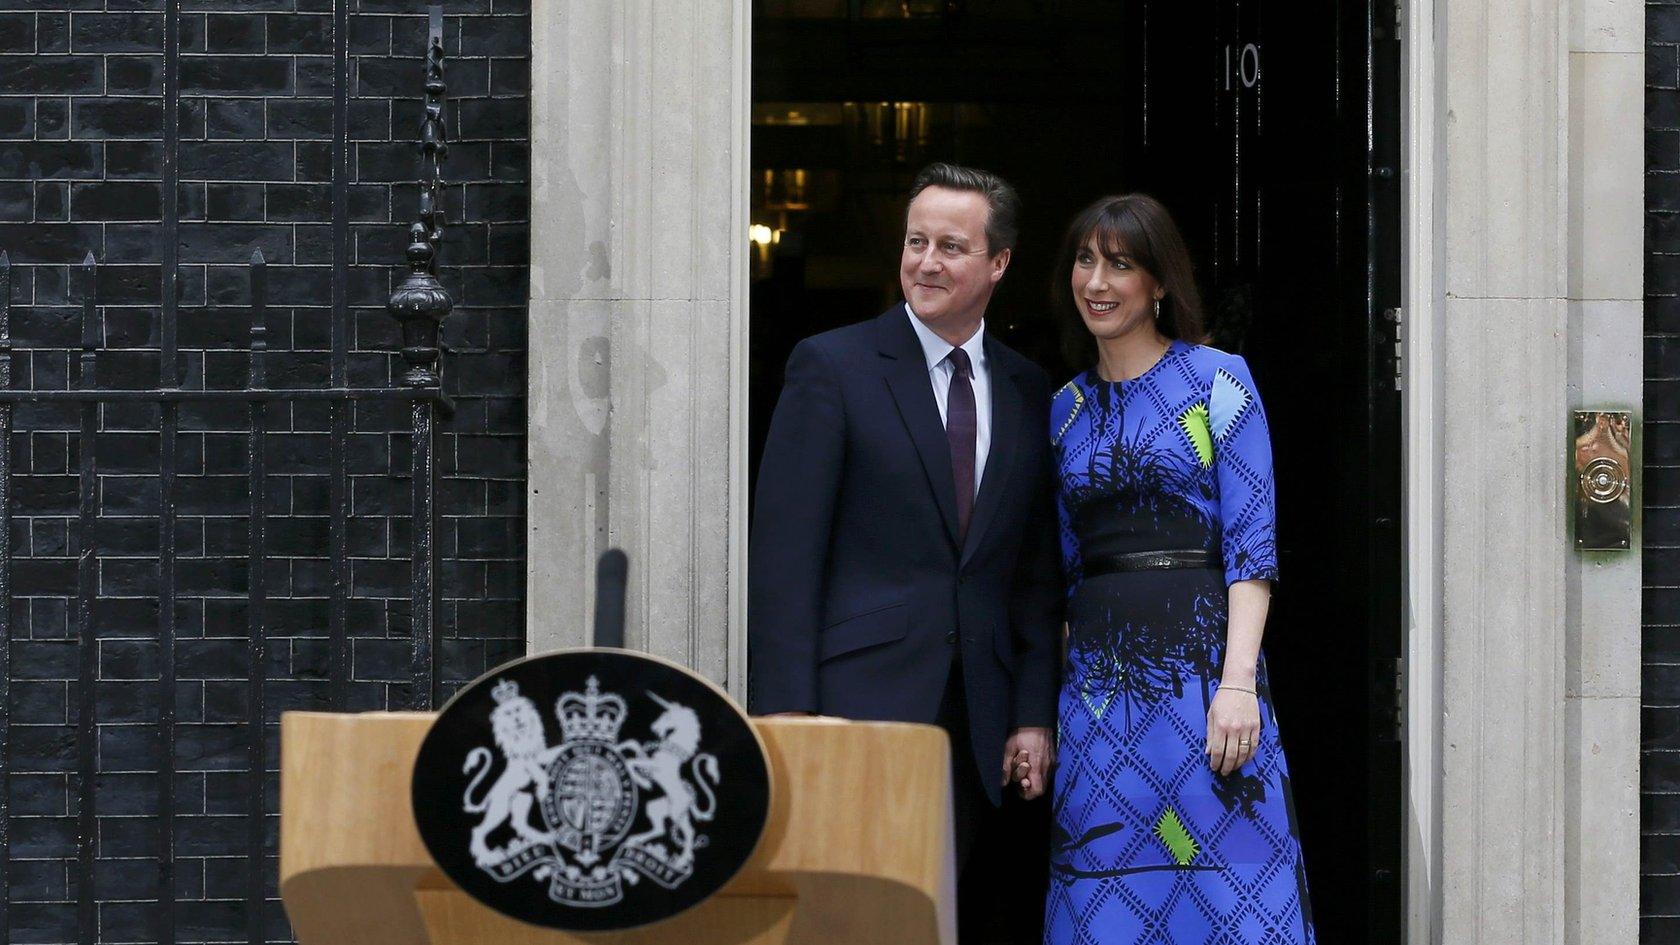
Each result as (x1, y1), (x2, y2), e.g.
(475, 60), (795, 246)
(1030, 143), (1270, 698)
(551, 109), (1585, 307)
(1070, 234), (1164, 342)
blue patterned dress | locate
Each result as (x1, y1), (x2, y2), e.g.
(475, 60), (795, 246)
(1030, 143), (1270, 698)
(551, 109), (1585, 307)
(1044, 340), (1315, 945)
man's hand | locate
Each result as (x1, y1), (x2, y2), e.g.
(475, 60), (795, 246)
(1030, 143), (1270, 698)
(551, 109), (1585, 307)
(1002, 727), (1054, 800)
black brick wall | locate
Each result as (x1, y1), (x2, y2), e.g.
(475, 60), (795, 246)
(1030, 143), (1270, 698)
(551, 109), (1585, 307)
(0, 1), (528, 942)
(1651, 1), (1680, 938)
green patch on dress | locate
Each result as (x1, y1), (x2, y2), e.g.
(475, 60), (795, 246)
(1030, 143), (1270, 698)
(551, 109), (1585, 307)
(1079, 686), (1114, 719)
(1054, 383), (1085, 446)
(1154, 807), (1200, 866)
(1177, 402), (1214, 468)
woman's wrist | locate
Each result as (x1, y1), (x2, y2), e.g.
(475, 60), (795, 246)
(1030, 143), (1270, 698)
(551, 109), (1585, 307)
(1220, 665), (1257, 687)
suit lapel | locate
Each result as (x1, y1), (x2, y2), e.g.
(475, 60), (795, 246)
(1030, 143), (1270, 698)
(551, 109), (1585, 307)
(961, 340), (1022, 567)
(878, 307), (961, 546)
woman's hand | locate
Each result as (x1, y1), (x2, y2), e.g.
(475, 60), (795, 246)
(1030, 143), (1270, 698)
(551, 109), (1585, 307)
(1205, 687), (1260, 776)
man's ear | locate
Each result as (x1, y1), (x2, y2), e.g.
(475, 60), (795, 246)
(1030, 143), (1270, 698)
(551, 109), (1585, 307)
(991, 247), (1012, 283)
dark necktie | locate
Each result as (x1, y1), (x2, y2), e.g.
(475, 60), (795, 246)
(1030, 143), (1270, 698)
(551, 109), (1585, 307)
(945, 347), (976, 544)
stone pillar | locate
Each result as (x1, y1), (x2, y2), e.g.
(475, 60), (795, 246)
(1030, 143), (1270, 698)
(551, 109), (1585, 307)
(1563, 0), (1642, 941)
(1413, 0), (1642, 939)
(525, 0), (750, 690)
(1438, 0), (1569, 940)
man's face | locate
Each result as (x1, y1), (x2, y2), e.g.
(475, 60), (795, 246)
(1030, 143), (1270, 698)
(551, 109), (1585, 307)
(899, 186), (1010, 332)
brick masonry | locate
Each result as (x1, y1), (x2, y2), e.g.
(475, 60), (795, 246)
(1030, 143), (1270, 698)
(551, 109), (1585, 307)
(1652, 1), (1680, 938)
(0, 1), (529, 942)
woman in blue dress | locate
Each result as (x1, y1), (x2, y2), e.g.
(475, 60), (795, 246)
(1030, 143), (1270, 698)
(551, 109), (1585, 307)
(1040, 195), (1315, 944)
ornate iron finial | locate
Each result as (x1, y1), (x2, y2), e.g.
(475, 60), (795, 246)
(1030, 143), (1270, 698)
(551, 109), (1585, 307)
(389, 222), (452, 387)
(388, 4), (452, 389)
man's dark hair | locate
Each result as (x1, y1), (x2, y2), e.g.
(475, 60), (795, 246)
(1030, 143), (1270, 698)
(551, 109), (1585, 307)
(906, 162), (1021, 256)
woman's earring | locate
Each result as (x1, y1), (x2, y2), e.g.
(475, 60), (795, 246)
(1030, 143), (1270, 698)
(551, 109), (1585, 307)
(1154, 298), (1163, 321)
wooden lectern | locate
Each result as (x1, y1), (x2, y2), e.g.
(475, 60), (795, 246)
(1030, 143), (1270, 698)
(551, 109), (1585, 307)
(279, 712), (955, 944)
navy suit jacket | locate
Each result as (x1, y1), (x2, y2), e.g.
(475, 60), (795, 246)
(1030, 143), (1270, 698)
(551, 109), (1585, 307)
(748, 305), (1063, 804)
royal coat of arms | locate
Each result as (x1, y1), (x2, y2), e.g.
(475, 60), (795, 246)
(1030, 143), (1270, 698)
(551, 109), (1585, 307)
(458, 675), (723, 907)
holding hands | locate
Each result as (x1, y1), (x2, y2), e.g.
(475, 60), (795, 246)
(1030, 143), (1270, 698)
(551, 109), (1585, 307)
(1004, 726), (1054, 800)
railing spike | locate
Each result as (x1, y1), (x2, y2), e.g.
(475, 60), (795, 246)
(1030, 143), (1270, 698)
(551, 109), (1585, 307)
(79, 253), (97, 351)
(249, 248), (267, 391)
(0, 246), (10, 354)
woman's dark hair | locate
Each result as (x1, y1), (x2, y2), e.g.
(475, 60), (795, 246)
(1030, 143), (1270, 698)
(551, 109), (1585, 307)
(1051, 193), (1207, 367)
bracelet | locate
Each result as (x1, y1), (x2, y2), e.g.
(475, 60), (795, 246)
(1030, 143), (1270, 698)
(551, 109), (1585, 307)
(1219, 685), (1256, 696)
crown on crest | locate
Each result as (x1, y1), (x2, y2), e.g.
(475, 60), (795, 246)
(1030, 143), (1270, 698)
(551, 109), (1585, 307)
(490, 678), (521, 705)
(556, 676), (626, 743)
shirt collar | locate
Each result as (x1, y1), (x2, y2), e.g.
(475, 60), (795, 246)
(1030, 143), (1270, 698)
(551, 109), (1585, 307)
(904, 303), (986, 375)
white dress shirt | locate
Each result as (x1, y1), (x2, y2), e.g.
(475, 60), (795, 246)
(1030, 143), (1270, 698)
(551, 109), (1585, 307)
(905, 305), (991, 497)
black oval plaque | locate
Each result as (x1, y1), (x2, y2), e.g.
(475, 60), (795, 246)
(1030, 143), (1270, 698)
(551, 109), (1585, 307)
(412, 649), (771, 931)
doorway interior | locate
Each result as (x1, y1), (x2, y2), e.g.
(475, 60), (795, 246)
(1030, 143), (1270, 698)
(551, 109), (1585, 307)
(748, 1), (1403, 940)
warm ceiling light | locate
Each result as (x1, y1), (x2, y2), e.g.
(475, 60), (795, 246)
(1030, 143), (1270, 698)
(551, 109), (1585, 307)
(749, 224), (774, 247)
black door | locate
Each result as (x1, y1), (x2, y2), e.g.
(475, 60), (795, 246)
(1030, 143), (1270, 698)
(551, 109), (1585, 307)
(1207, 0), (1406, 942)
(750, 1), (1402, 940)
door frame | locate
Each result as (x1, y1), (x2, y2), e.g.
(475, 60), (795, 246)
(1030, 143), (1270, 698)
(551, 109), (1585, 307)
(726, 1), (1435, 939)
(1399, 0), (1442, 940)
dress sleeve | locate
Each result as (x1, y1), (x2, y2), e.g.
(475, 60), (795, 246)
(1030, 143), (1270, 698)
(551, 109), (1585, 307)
(1049, 381), (1085, 596)
(1209, 355), (1279, 585)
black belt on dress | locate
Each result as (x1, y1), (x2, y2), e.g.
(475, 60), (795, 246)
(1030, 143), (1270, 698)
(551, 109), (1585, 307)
(1082, 549), (1222, 578)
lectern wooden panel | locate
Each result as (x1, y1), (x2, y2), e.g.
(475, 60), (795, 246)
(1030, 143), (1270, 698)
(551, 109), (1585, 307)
(280, 713), (954, 945)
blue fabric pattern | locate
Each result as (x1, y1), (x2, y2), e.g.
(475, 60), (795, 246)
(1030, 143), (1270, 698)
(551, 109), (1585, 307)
(1044, 340), (1314, 945)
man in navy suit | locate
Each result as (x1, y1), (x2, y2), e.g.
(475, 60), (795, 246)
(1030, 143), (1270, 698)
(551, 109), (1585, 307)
(749, 163), (1062, 940)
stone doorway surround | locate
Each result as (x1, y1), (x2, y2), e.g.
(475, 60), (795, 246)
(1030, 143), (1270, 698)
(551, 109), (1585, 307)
(1403, 0), (1642, 942)
(525, 0), (751, 688)
(525, 1), (1644, 941)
